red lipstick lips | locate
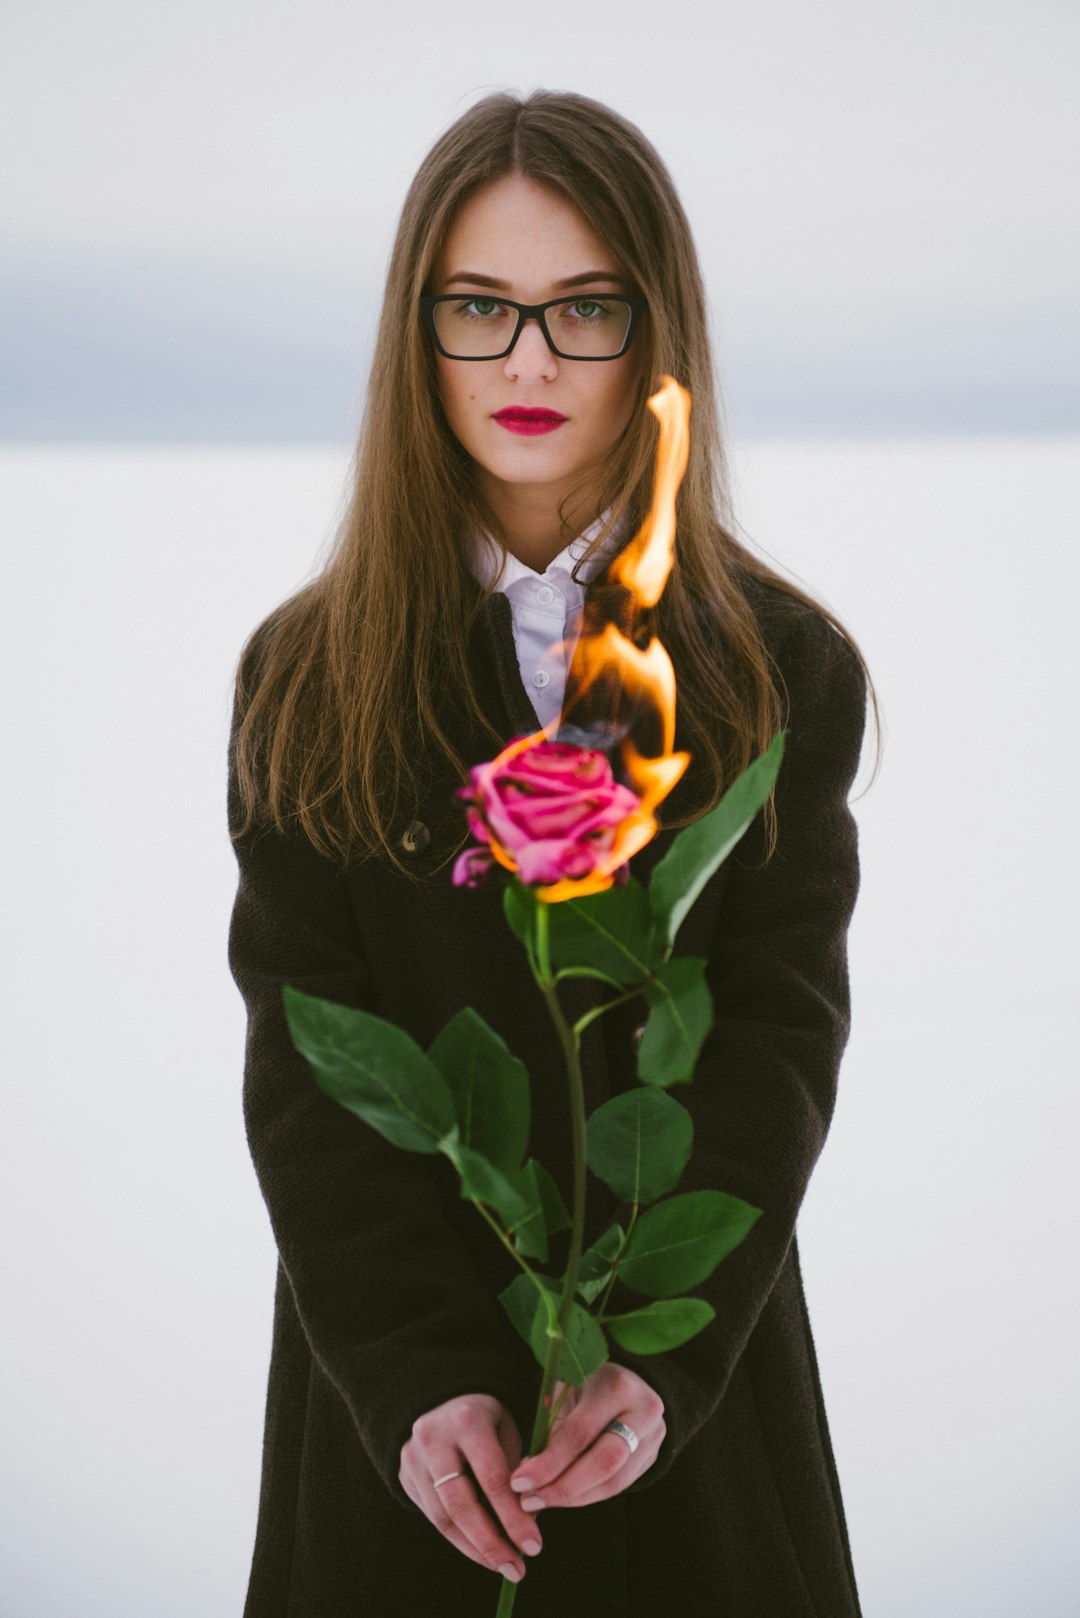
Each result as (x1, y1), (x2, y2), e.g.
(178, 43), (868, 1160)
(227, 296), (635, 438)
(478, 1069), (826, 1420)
(493, 407), (568, 437)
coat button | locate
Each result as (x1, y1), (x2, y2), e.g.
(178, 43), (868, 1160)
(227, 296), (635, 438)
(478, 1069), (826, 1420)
(399, 819), (430, 856)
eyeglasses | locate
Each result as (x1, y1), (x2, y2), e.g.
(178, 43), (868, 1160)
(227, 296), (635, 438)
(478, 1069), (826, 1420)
(419, 293), (648, 361)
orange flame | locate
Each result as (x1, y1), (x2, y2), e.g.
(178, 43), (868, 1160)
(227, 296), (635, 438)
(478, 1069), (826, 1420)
(486, 375), (692, 902)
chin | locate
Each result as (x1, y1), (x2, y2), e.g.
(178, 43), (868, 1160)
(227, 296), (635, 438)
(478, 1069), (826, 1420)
(481, 444), (580, 483)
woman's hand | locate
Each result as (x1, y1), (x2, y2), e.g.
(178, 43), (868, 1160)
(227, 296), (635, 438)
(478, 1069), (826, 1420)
(398, 1393), (543, 1587)
(508, 1362), (665, 1512)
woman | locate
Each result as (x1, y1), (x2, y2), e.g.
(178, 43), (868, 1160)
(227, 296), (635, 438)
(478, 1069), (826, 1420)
(227, 88), (881, 1618)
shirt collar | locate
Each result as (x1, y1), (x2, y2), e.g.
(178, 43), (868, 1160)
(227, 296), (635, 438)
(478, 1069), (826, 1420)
(468, 509), (629, 598)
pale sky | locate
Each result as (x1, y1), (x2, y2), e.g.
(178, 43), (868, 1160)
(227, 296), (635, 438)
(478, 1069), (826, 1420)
(2, 0), (1077, 439)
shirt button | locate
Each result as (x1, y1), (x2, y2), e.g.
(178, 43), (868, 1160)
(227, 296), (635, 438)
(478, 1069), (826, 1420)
(536, 584), (555, 605)
(399, 819), (430, 856)
(532, 670), (551, 689)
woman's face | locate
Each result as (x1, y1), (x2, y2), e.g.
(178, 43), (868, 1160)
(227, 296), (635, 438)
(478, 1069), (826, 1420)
(431, 173), (646, 529)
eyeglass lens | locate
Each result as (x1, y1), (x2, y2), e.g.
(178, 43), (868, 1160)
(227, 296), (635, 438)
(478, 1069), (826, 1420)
(432, 296), (633, 358)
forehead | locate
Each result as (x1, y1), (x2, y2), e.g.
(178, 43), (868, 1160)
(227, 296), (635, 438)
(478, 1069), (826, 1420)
(437, 173), (623, 297)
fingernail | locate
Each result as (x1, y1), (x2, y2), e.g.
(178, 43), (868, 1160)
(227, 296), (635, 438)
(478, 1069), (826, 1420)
(499, 1563), (522, 1583)
(511, 1476), (534, 1492)
(522, 1537), (542, 1556)
(522, 1496), (545, 1512)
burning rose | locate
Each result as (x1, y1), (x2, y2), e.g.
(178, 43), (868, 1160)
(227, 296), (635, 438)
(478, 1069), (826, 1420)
(453, 739), (641, 891)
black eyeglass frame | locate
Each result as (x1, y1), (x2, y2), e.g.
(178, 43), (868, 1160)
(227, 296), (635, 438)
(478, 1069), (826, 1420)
(419, 293), (648, 361)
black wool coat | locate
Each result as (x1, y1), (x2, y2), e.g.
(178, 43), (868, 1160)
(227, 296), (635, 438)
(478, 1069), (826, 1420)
(226, 570), (867, 1618)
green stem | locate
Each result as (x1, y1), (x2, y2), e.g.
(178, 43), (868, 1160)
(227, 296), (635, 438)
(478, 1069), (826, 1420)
(470, 1198), (550, 1303)
(594, 1203), (639, 1320)
(553, 966), (623, 988)
(572, 981), (647, 1040)
(533, 975), (589, 1446)
(548, 1380), (573, 1425)
(535, 896), (552, 982)
(495, 901), (590, 1618)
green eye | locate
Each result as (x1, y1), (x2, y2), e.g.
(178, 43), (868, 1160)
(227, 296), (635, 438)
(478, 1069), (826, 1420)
(460, 297), (501, 317)
(561, 298), (616, 323)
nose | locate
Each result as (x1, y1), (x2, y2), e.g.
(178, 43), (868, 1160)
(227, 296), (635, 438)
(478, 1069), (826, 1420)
(504, 317), (558, 383)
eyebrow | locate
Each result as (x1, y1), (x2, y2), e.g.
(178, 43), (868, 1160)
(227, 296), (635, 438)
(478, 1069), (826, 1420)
(442, 270), (629, 290)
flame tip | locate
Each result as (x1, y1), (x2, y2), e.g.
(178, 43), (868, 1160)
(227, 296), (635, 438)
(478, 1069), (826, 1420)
(486, 375), (693, 891)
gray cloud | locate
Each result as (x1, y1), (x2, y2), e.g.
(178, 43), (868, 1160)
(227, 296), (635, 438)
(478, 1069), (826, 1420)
(2, 0), (1077, 439)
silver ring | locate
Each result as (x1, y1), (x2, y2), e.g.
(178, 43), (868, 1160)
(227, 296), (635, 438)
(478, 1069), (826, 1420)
(432, 1470), (462, 1489)
(605, 1421), (639, 1455)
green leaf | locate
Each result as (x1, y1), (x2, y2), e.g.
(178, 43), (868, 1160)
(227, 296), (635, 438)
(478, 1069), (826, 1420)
(503, 878), (538, 956)
(439, 1135), (535, 1226)
(617, 1190), (763, 1298)
(605, 1297), (716, 1353)
(513, 1160), (572, 1261)
(649, 733), (786, 949)
(498, 1270), (555, 1353)
(427, 1007), (530, 1174)
(283, 985), (455, 1153)
(507, 1161), (545, 1261)
(497, 1272), (609, 1386)
(546, 877), (661, 986)
(542, 1298), (609, 1386)
(506, 1161), (544, 1260)
(637, 956), (714, 1088)
(574, 1223), (625, 1305)
(586, 1088), (693, 1203)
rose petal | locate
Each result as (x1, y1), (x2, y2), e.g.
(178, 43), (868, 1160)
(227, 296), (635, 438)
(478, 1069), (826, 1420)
(482, 783), (534, 855)
(521, 797), (633, 845)
(556, 843), (600, 880)
(514, 839), (585, 886)
(511, 746), (610, 791)
(464, 806), (491, 844)
(512, 798), (607, 841)
(452, 847), (495, 888)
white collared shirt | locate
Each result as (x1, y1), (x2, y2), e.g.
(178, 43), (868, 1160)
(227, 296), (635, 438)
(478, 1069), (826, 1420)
(468, 513), (627, 729)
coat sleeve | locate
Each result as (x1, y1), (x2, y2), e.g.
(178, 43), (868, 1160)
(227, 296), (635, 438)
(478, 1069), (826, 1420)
(225, 657), (536, 1512)
(611, 602), (868, 1494)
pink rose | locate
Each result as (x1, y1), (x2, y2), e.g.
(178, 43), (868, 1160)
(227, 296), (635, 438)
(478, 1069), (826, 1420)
(453, 738), (641, 891)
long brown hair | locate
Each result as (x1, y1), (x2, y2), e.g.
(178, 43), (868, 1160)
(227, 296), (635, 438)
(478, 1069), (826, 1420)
(230, 89), (882, 875)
